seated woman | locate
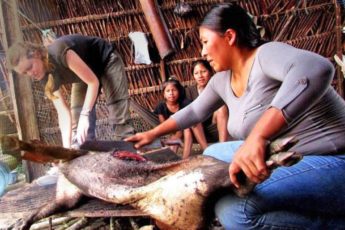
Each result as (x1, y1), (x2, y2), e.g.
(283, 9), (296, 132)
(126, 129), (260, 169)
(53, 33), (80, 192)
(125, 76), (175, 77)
(187, 60), (230, 142)
(154, 77), (208, 158)
(127, 3), (345, 229)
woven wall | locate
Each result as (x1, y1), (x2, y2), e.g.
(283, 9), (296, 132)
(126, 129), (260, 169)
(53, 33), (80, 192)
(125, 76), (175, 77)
(5, 0), (343, 144)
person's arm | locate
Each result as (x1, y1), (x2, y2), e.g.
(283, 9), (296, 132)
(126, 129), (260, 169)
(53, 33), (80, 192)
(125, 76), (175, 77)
(230, 42), (335, 187)
(171, 76), (225, 130)
(125, 118), (179, 149)
(158, 114), (166, 123)
(65, 50), (100, 144)
(229, 107), (286, 188)
(52, 90), (72, 148)
(216, 105), (229, 142)
(127, 102), (180, 148)
(127, 76), (225, 148)
(157, 113), (182, 139)
(260, 42), (334, 123)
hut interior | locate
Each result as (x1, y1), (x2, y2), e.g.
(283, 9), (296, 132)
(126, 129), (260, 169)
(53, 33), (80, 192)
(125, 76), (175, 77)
(0, 0), (344, 228)
(0, 0), (343, 190)
(0, 0), (344, 183)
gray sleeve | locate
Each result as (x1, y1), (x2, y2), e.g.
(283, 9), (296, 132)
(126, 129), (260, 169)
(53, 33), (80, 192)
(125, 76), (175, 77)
(259, 42), (334, 123)
(171, 76), (224, 130)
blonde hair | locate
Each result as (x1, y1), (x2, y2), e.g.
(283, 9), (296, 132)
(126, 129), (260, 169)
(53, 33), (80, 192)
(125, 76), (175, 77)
(7, 42), (58, 100)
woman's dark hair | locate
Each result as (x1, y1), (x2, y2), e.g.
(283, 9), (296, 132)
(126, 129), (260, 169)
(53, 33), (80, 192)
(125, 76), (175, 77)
(162, 77), (186, 103)
(192, 59), (213, 75)
(200, 3), (266, 48)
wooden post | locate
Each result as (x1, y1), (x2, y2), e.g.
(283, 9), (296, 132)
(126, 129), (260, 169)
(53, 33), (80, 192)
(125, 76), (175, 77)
(139, 0), (176, 59)
(334, 0), (344, 98)
(160, 60), (167, 82)
(0, 0), (45, 181)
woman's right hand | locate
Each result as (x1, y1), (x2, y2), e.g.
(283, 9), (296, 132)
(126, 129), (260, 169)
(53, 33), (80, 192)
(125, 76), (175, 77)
(125, 130), (156, 149)
(229, 135), (269, 188)
(76, 115), (90, 145)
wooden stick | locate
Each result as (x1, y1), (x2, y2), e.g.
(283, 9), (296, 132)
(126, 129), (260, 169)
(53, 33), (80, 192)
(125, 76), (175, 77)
(30, 217), (74, 230)
(65, 217), (88, 230)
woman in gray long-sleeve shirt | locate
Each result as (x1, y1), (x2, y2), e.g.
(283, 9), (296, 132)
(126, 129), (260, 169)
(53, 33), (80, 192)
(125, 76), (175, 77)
(127, 3), (345, 229)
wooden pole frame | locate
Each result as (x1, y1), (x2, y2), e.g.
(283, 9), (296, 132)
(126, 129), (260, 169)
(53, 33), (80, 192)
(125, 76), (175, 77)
(0, 0), (44, 181)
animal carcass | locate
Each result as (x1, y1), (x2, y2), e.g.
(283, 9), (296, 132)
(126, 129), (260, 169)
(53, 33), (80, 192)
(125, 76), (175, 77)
(0, 136), (301, 230)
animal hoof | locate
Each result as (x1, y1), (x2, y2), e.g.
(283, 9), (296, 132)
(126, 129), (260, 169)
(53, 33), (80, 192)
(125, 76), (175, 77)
(11, 218), (30, 230)
(268, 136), (299, 154)
(266, 151), (303, 168)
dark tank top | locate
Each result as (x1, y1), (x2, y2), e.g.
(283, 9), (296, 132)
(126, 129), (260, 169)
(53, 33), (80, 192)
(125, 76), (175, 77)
(42, 34), (114, 91)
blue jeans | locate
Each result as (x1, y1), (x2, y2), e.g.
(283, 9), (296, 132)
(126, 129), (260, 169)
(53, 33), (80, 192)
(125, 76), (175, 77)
(204, 142), (345, 230)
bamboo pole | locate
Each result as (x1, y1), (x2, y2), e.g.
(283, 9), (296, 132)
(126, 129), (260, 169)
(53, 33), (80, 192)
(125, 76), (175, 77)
(30, 217), (74, 230)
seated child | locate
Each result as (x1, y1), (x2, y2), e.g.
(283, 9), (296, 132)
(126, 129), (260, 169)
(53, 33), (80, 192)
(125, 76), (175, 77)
(154, 77), (208, 158)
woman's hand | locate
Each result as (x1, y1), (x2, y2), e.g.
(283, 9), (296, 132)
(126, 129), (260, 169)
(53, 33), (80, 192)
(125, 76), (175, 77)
(125, 130), (156, 149)
(229, 135), (269, 188)
(229, 108), (287, 188)
(76, 115), (90, 145)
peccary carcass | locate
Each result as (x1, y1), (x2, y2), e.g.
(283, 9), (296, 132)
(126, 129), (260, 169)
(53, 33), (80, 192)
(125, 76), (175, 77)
(0, 136), (302, 230)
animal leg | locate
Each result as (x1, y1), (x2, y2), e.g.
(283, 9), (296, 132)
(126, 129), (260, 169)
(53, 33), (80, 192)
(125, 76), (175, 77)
(13, 200), (68, 230)
(13, 176), (84, 230)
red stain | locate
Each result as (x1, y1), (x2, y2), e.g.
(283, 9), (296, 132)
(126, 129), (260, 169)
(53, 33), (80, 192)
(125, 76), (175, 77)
(112, 150), (147, 162)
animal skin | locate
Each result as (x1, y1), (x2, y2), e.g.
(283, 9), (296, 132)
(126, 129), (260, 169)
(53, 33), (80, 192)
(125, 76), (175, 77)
(0, 136), (302, 230)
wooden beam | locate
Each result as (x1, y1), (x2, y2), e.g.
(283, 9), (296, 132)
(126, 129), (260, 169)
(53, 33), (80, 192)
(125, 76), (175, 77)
(0, 0), (45, 181)
(334, 0), (344, 98)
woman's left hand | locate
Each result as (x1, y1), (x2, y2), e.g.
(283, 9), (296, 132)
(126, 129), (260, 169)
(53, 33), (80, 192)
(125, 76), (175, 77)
(76, 115), (90, 144)
(229, 135), (269, 188)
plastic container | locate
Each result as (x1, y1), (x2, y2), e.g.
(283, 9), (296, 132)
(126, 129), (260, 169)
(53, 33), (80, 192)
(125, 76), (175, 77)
(0, 161), (11, 196)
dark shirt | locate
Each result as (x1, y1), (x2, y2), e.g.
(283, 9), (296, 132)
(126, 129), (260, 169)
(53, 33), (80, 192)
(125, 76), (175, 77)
(43, 34), (114, 91)
(154, 99), (192, 120)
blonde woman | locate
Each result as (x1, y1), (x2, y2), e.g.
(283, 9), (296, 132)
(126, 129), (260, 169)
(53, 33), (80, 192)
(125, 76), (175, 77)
(7, 34), (134, 148)
(41, 31), (96, 148)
